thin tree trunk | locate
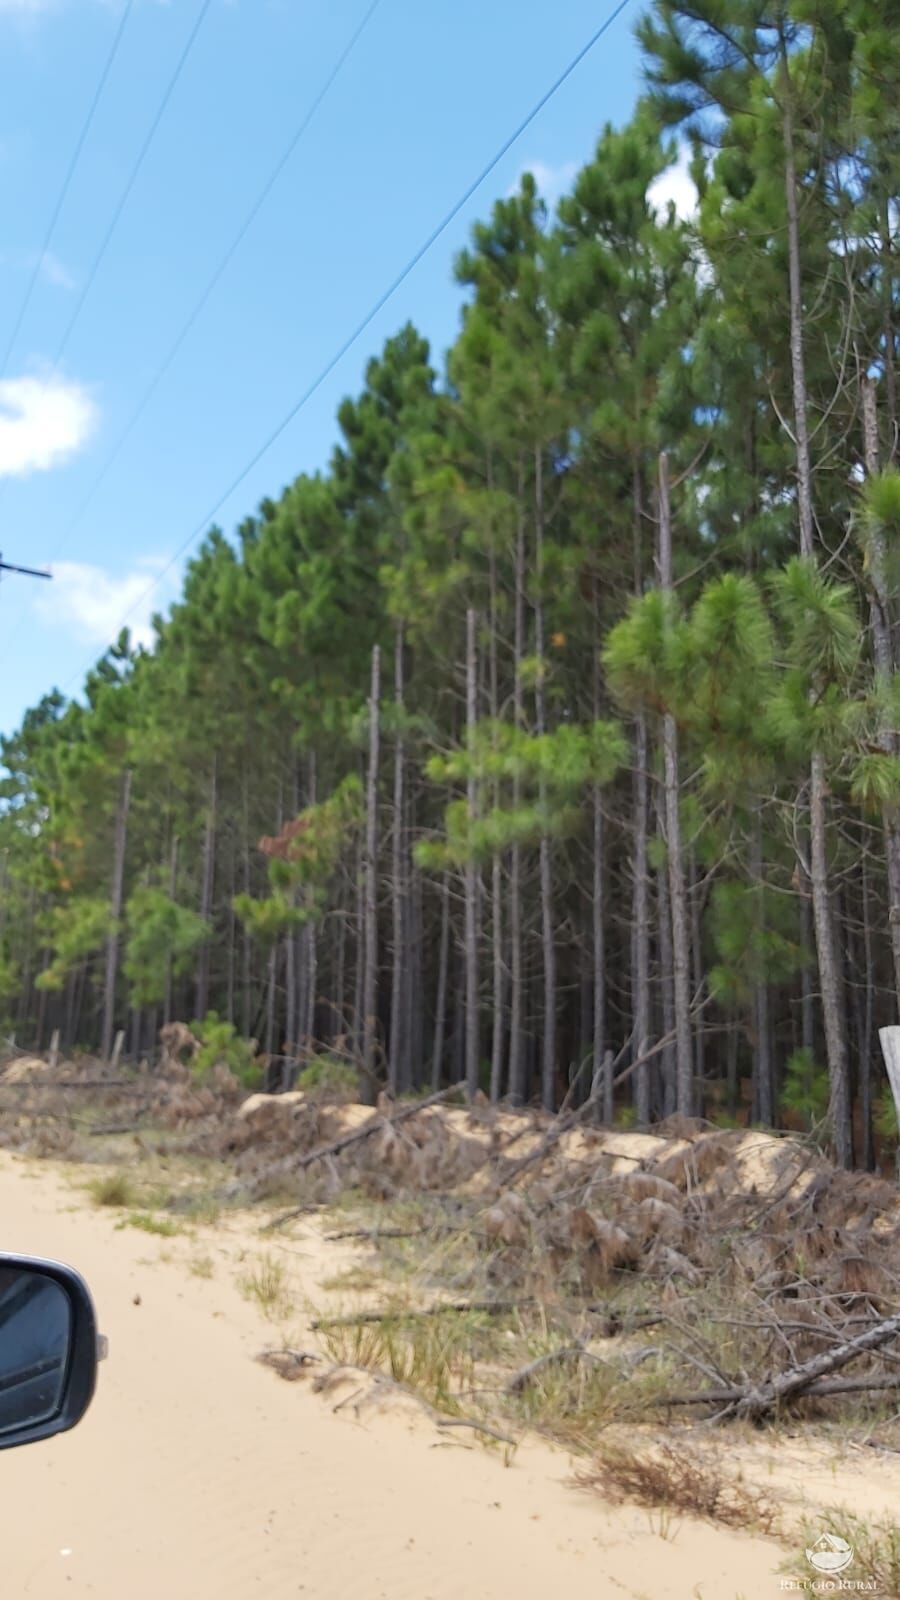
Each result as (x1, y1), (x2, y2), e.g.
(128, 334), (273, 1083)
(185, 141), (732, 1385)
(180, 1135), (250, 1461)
(265, 945), (277, 1061)
(241, 775), (252, 1038)
(862, 378), (900, 1005)
(488, 544), (505, 1104)
(810, 753), (853, 1165)
(389, 623), (409, 1094)
(195, 758), (217, 1019)
(751, 811), (773, 1127)
(592, 577), (609, 1121)
(658, 452), (693, 1115)
(879, 200), (897, 454)
(781, 44), (850, 1158)
(633, 715), (651, 1123)
(464, 608), (480, 1100)
(351, 829), (365, 1056)
(163, 833), (179, 1027)
(655, 787), (676, 1118)
(304, 751), (318, 1052)
(508, 478), (526, 1103)
(780, 61), (815, 561)
(409, 862), (424, 1084)
(334, 908), (346, 1048)
(689, 850), (705, 1096)
(225, 847), (236, 1027)
(284, 918), (297, 1057)
(362, 644), (381, 1101)
(860, 854), (875, 1170)
(431, 876), (450, 1089)
(101, 768), (132, 1061)
(534, 448), (556, 1111)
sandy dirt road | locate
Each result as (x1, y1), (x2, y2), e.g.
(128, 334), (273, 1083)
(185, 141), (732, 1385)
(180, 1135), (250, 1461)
(0, 1150), (800, 1599)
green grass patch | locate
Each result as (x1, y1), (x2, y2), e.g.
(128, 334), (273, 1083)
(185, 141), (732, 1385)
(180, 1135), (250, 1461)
(238, 1254), (293, 1320)
(87, 1171), (139, 1208)
(116, 1210), (181, 1238)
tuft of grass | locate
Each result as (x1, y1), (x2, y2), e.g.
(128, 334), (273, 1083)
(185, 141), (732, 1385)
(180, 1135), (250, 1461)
(116, 1210), (180, 1237)
(576, 1440), (782, 1536)
(320, 1263), (383, 1293)
(238, 1255), (292, 1321)
(189, 1253), (215, 1279)
(171, 1191), (222, 1225)
(318, 1310), (480, 1415)
(88, 1171), (139, 1208)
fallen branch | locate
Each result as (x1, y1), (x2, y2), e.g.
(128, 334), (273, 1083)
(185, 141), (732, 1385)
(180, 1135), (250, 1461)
(733, 1307), (900, 1420)
(506, 1345), (609, 1393)
(310, 1297), (530, 1331)
(652, 1309), (900, 1417)
(323, 1225), (423, 1242)
(655, 1373), (900, 1408)
(434, 1418), (517, 1447)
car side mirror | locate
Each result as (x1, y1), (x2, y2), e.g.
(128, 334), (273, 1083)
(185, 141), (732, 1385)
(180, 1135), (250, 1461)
(0, 1254), (101, 1450)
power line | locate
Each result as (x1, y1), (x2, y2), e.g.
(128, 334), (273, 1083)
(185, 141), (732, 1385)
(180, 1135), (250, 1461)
(62, 0), (633, 694)
(1, 0), (383, 673)
(52, 0), (216, 370)
(47, 0), (385, 560)
(0, 0), (138, 381)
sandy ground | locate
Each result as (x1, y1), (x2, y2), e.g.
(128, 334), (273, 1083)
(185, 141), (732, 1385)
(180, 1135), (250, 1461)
(0, 1149), (886, 1600)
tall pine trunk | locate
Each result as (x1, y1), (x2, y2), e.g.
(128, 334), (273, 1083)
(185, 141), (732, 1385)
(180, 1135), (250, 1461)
(508, 481), (526, 1103)
(658, 453), (693, 1115)
(361, 644), (381, 1102)
(633, 714), (651, 1122)
(163, 832), (179, 1027)
(534, 448), (556, 1110)
(488, 544), (505, 1103)
(751, 811), (773, 1126)
(591, 579), (610, 1120)
(195, 758), (217, 1020)
(101, 768), (132, 1061)
(431, 875), (450, 1089)
(464, 608), (480, 1099)
(861, 379), (900, 1005)
(389, 624), (409, 1094)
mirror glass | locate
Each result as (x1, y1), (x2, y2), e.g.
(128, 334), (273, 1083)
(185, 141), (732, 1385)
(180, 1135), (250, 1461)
(0, 1268), (71, 1436)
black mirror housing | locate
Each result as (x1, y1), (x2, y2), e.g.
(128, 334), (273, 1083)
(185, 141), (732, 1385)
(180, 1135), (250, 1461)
(0, 1254), (99, 1451)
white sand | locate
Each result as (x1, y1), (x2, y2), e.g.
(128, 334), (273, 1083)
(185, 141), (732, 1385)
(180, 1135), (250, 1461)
(0, 1149), (856, 1600)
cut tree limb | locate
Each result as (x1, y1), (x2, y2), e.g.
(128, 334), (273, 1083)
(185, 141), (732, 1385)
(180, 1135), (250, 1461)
(653, 1308), (900, 1419)
(310, 1298), (530, 1331)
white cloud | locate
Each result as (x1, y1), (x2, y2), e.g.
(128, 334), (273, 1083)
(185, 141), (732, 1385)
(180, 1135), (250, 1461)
(509, 159), (578, 207)
(0, 374), (96, 478)
(648, 145), (698, 222)
(32, 557), (174, 650)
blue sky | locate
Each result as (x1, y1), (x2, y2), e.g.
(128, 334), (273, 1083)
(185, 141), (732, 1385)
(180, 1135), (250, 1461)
(0, 0), (667, 737)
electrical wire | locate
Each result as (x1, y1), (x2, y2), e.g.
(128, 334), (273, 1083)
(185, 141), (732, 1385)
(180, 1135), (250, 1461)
(47, 0), (385, 560)
(61, 0), (633, 694)
(52, 0), (216, 370)
(0, 0), (138, 381)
